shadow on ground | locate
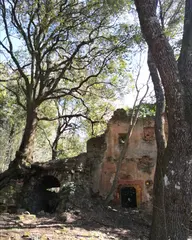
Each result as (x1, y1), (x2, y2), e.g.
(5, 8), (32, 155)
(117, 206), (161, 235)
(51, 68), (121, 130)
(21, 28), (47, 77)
(0, 204), (151, 240)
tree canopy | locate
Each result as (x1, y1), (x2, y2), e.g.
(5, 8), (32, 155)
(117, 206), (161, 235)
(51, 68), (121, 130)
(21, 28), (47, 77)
(0, 0), (132, 166)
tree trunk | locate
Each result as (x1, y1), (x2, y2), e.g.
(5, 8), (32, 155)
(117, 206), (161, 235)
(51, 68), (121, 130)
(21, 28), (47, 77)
(134, 0), (192, 239)
(148, 51), (167, 239)
(8, 106), (38, 169)
(0, 106), (38, 189)
(15, 107), (38, 166)
(52, 135), (59, 161)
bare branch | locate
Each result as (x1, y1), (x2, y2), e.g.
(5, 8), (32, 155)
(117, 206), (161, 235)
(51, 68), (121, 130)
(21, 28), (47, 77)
(37, 113), (99, 124)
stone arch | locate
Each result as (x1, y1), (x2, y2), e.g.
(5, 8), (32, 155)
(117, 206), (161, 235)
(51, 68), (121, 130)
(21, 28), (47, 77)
(36, 175), (60, 213)
(44, 170), (71, 186)
(40, 175), (60, 189)
(22, 175), (61, 214)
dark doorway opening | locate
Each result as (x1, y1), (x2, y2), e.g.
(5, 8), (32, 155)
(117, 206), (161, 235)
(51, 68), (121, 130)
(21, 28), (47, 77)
(120, 187), (137, 208)
(33, 175), (60, 213)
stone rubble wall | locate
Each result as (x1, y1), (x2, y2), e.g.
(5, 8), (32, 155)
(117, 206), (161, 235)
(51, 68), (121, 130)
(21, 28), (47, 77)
(0, 108), (165, 212)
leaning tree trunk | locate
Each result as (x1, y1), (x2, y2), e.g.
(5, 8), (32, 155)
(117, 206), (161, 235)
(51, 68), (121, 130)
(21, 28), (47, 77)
(12, 106), (38, 167)
(105, 119), (136, 204)
(148, 51), (167, 239)
(105, 83), (149, 204)
(134, 0), (192, 239)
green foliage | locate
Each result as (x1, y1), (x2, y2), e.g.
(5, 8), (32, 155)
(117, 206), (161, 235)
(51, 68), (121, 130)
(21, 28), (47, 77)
(57, 134), (85, 158)
(36, 89), (115, 159)
(102, 0), (132, 13)
(0, 89), (25, 171)
(158, 0), (185, 53)
(0, 0), (165, 164)
(138, 103), (156, 118)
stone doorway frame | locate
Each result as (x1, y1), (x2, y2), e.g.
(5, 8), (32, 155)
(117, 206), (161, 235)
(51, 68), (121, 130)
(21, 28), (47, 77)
(115, 180), (143, 207)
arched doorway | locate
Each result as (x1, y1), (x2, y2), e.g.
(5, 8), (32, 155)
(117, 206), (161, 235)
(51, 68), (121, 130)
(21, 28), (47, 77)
(22, 175), (61, 214)
(35, 175), (60, 213)
(120, 186), (137, 208)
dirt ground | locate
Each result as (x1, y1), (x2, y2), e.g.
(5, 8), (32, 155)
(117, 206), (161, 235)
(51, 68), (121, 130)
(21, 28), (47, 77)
(0, 205), (151, 240)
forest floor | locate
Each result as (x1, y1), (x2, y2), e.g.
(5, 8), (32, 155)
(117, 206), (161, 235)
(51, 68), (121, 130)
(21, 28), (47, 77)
(0, 204), (151, 240)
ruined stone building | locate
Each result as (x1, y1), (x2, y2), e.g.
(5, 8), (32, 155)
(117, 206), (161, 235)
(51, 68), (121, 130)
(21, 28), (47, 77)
(0, 109), (162, 213)
(88, 108), (160, 209)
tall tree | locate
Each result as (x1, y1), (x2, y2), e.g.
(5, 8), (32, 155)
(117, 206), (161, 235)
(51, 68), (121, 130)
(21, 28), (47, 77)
(0, 0), (127, 168)
(134, 0), (192, 239)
